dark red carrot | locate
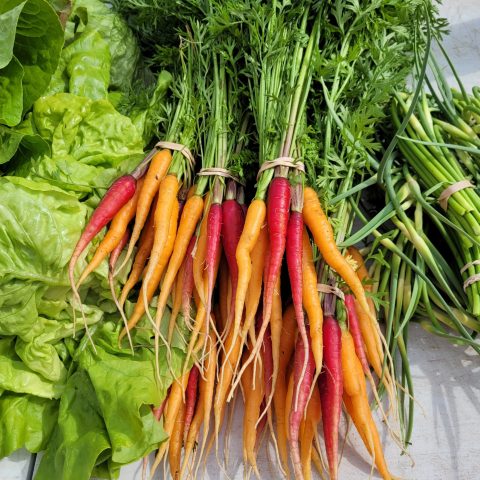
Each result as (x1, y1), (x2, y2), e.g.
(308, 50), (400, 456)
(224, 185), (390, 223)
(221, 182), (245, 323)
(261, 324), (273, 401)
(286, 209), (308, 407)
(69, 175), (137, 317)
(182, 236), (196, 326)
(344, 294), (370, 374)
(319, 314), (343, 480)
(184, 365), (199, 441)
(263, 176), (291, 326)
(205, 202), (222, 324)
(289, 333), (315, 480)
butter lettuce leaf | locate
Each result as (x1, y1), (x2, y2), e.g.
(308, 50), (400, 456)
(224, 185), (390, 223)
(0, 394), (58, 458)
(0, 0), (63, 126)
(35, 371), (112, 480)
(14, 94), (144, 194)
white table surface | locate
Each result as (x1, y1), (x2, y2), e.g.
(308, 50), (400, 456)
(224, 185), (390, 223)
(2, 1), (480, 479)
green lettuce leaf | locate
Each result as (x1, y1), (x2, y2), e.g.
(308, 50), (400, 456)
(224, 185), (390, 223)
(0, 55), (24, 126)
(0, 0), (64, 126)
(35, 371), (112, 480)
(79, 323), (170, 465)
(13, 0), (64, 112)
(70, 0), (140, 92)
(47, 28), (111, 100)
(0, 115), (50, 166)
(0, 339), (63, 398)
(0, 176), (87, 283)
(0, 394), (58, 458)
(14, 93), (144, 194)
(0, 1), (25, 69)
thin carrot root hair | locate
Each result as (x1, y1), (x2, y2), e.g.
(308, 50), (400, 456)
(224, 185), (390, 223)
(109, 270), (133, 354)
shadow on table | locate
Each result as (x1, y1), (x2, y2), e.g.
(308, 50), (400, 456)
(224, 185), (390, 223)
(410, 323), (480, 478)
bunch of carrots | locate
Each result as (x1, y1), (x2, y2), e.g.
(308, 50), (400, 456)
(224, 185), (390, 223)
(67, 4), (401, 480)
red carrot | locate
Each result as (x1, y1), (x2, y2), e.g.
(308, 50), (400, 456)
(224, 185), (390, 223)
(206, 202), (222, 323)
(184, 365), (200, 441)
(69, 175), (137, 323)
(152, 395), (168, 421)
(286, 209), (308, 406)
(344, 294), (369, 374)
(109, 229), (130, 273)
(263, 176), (291, 325)
(319, 315), (343, 480)
(289, 333), (315, 480)
(261, 324), (273, 402)
(221, 184), (245, 323)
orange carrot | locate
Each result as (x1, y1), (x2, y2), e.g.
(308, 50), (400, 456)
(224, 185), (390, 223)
(241, 342), (264, 476)
(119, 197), (179, 341)
(302, 227), (323, 375)
(234, 199), (266, 346)
(168, 395), (186, 479)
(155, 194), (204, 333)
(303, 187), (371, 321)
(141, 174), (179, 315)
(192, 331), (217, 475)
(269, 276), (282, 404)
(150, 371), (190, 477)
(120, 149), (172, 272)
(242, 225), (269, 345)
(342, 328), (394, 480)
(119, 196), (157, 308)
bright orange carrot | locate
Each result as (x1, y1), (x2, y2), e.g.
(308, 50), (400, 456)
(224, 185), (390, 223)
(285, 370), (294, 442)
(269, 276), (282, 404)
(241, 342), (264, 476)
(302, 227), (323, 376)
(154, 194), (204, 332)
(76, 178), (144, 286)
(192, 331), (217, 475)
(227, 225), (268, 400)
(119, 198), (179, 341)
(168, 396), (186, 479)
(120, 149), (172, 272)
(234, 199), (266, 345)
(342, 329), (394, 480)
(150, 371), (190, 477)
(119, 196), (157, 308)
(242, 225), (269, 345)
(141, 174), (179, 313)
(303, 187), (371, 321)
(213, 317), (244, 450)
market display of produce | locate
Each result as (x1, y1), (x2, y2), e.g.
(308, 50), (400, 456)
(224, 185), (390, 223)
(0, 1), (479, 479)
